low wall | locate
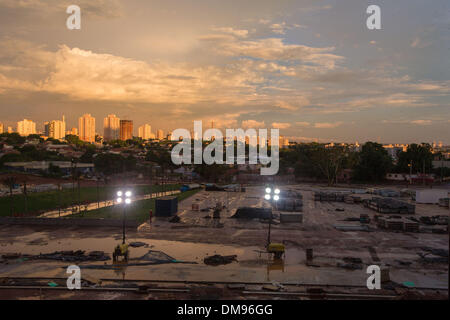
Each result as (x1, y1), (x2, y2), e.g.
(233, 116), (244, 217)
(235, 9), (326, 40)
(0, 217), (140, 228)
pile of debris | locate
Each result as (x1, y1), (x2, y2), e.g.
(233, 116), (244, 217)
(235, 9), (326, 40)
(337, 257), (363, 270)
(364, 197), (415, 214)
(417, 248), (448, 264)
(204, 254), (237, 266)
(2, 250), (110, 262)
(231, 207), (272, 219)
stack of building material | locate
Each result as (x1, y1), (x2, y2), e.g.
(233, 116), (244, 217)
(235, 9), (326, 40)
(438, 198), (449, 208)
(344, 195), (354, 204)
(404, 221), (419, 233)
(314, 191), (350, 202)
(280, 212), (303, 223)
(360, 213), (370, 224)
(277, 198), (303, 212)
(367, 197), (415, 214)
(284, 190), (303, 200)
(385, 218), (404, 231)
(374, 189), (401, 197)
(155, 197), (178, 217)
(377, 217), (386, 228)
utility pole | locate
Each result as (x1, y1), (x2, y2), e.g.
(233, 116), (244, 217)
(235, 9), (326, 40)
(23, 181), (28, 216)
(423, 161), (425, 186)
(409, 160), (413, 185)
(96, 177), (100, 209)
(58, 183), (61, 217)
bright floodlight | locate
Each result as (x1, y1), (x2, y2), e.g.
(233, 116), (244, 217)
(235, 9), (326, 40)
(265, 187), (271, 194)
(274, 195), (280, 201)
(125, 198), (131, 204)
(125, 191), (132, 197)
(274, 188), (280, 194)
(265, 194), (271, 200)
(117, 191), (123, 197)
(117, 197), (123, 203)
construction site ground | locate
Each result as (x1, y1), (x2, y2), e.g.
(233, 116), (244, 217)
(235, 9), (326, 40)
(0, 184), (448, 299)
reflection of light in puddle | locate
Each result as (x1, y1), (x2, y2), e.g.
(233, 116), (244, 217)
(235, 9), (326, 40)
(0, 236), (313, 283)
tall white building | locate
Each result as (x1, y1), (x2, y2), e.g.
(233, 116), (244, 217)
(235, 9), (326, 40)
(103, 114), (120, 141)
(78, 114), (96, 143)
(138, 124), (152, 140)
(157, 129), (164, 140)
(45, 116), (66, 140)
(17, 119), (36, 136)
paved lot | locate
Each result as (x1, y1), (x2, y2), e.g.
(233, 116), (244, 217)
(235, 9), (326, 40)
(0, 184), (448, 299)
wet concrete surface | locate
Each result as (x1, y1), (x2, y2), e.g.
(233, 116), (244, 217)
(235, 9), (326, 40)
(0, 184), (448, 297)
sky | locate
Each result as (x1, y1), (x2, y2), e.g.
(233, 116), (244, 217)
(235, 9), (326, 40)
(0, 0), (449, 144)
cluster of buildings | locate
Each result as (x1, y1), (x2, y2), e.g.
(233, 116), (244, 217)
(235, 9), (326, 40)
(0, 114), (166, 143)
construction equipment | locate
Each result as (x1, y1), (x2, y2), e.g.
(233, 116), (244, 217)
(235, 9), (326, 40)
(112, 243), (129, 262)
(267, 243), (285, 259)
(266, 198), (285, 260)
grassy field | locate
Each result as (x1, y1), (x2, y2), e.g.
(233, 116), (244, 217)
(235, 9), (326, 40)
(0, 184), (181, 217)
(70, 189), (201, 223)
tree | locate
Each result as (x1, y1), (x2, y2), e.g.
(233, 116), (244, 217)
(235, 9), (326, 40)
(65, 134), (85, 148)
(312, 145), (348, 186)
(79, 148), (96, 163)
(354, 142), (393, 182)
(0, 132), (26, 146)
(194, 163), (228, 182)
(396, 143), (433, 173)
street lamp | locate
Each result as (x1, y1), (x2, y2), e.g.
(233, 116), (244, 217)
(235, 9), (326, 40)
(264, 186), (280, 246)
(117, 190), (132, 244)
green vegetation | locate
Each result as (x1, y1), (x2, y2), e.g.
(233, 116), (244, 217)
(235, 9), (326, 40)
(353, 142), (393, 182)
(94, 153), (137, 175)
(395, 143), (433, 173)
(0, 145), (68, 168)
(70, 189), (200, 223)
(0, 183), (180, 217)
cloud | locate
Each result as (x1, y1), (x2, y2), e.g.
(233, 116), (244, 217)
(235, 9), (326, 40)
(295, 121), (310, 127)
(242, 119), (265, 128)
(271, 122), (291, 129)
(0, 0), (122, 18)
(410, 120), (432, 126)
(314, 122), (343, 128)
(382, 119), (433, 126)
(199, 33), (343, 68)
(211, 27), (249, 38)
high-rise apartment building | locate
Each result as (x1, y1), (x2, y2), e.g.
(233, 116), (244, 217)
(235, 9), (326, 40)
(120, 120), (133, 141)
(45, 116), (66, 140)
(138, 124), (152, 140)
(66, 128), (78, 136)
(17, 119), (36, 136)
(78, 114), (96, 143)
(104, 114), (120, 141)
(157, 129), (164, 140)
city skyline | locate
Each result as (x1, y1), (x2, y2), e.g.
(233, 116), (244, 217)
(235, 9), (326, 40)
(0, 113), (448, 146)
(0, 0), (448, 144)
